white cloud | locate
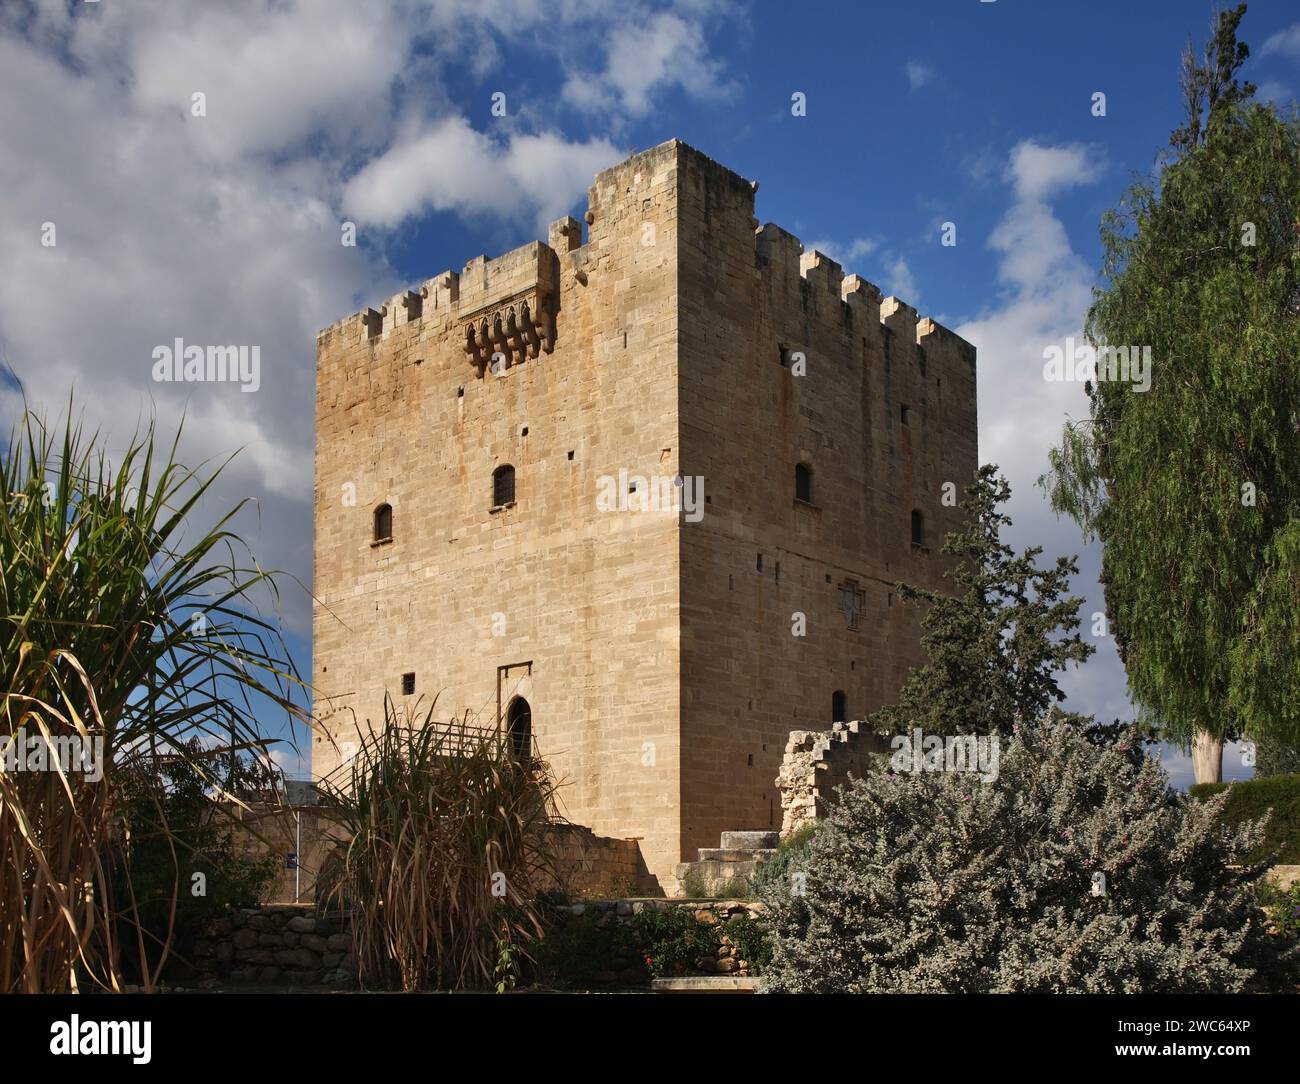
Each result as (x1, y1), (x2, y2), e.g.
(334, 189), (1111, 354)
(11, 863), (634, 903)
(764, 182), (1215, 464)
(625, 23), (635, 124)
(0, 0), (737, 647)
(1007, 139), (1104, 201)
(562, 9), (737, 120)
(1256, 79), (1294, 106)
(806, 237), (879, 265)
(955, 140), (1125, 723)
(905, 60), (934, 91)
(1261, 22), (1300, 61)
(343, 117), (623, 231)
(883, 254), (918, 303)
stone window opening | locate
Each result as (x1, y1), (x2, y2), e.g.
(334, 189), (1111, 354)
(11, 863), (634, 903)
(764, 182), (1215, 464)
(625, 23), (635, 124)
(838, 581), (865, 630)
(492, 464), (516, 508)
(901, 404), (911, 425)
(373, 503), (392, 544)
(507, 696), (532, 760)
(911, 509), (925, 547)
(832, 690), (847, 723)
(401, 672), (415, 696)
(795, 462), (813, 504)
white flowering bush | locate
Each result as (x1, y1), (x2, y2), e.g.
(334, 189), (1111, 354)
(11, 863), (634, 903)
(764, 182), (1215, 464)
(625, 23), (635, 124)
(759, 719), (1293, 992)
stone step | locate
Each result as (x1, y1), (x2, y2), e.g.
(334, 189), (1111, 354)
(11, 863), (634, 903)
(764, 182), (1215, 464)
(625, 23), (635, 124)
(697, 848), (778, 863)
(652, 976), (760, 994)
(719, 830), (780, 851)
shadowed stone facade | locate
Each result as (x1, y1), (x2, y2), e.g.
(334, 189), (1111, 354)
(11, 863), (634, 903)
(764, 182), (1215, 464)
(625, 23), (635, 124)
(312, 139), (977, 890)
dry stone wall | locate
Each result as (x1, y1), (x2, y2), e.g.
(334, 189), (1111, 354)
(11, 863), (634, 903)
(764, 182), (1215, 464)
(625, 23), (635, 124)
(194, 905), (355, 989)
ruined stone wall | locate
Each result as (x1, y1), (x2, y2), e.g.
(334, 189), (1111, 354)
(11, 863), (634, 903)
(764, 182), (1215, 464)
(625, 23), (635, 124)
(775, 719), (890, 836)
(674, 142), (978, 859)
(313, 145), (684, 887)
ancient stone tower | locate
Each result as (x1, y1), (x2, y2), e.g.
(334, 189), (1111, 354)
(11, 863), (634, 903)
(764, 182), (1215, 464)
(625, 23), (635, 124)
(312, 139), (978, 889)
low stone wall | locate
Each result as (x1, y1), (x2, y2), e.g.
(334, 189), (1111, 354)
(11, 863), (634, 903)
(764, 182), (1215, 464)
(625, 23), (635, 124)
(553, 898), (766, 983)
(193, 905), (355, 988)
(776, 719), (888, 835)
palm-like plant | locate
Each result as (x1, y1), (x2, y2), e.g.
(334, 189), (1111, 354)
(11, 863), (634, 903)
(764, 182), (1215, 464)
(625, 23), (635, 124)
(316, 697), (562, 991)
(0, 401), (306, 992)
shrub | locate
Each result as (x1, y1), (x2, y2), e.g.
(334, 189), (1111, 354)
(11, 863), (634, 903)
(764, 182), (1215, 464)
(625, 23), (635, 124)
(632, 907), (719, 978)
(1257, 879), (1300, 939)
(0, 404), (305, 993)
(725, 913), (771, 973)
(752, 822), (818, 896)
(1189, 774), (1300, 864)
(533, 910), (643, 987)
(760, 719), (1295, 992)
(111, 742), (278, 983)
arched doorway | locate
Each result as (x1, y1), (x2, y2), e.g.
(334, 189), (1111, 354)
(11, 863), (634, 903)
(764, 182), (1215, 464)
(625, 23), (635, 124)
(832, 689), (847, 723)
(506, 696), (532, 760)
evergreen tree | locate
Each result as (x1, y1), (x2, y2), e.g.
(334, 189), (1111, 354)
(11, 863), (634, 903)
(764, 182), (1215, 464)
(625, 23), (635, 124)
(1042, 4), (1300, 780)
(871, 465), (1093, 741)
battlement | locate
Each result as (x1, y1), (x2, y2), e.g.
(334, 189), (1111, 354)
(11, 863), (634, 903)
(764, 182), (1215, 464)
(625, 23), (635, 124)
(318, 139), (973, 376)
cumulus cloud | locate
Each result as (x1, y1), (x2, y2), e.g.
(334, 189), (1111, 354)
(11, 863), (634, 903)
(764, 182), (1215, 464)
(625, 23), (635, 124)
(343, 118), (623, 231)
(0, 0), (737, 652)
(955, 139), (1132, 724)
(1007, 139), (1105, 201)
(806, 236), (880, 265)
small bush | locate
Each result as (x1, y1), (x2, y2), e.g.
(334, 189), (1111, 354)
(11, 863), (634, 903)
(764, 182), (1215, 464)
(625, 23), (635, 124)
(532, 910), (642, 988)
(725, 914), (771, 972)
(752, 823), (818, 895)
(1189, 773), (1300, 864)
(632, 908), (719, 978)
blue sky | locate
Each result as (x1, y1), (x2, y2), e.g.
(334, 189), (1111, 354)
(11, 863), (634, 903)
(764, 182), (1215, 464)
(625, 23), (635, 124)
(4, 0), (1298, 786)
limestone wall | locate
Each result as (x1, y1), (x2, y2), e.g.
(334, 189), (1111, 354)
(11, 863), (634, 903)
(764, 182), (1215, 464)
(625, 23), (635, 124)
(313, 142), (684, 885)
(675, 141), (977, 857)
(776, 719), (889, 835)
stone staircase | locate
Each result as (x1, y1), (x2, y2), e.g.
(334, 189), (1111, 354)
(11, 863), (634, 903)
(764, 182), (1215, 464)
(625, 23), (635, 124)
(675, 830), (779, 896)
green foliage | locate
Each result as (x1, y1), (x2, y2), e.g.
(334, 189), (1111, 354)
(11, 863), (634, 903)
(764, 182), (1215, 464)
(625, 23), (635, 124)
(0, 401), (305, 992)
(631, 907), (719, 978)
(1189, 774), (1300, 864)
(1257, 880), (1300, 938)
(725, 914), (771, 972)
(752, 823), (818, 895)
(111, 741), (277, 982)
(873, 466), (1093, 741)
(533, 910), (642, 987)
(760, 720), (1294, 992)
(1042, 8), (1300, 748)
(1253, 733), (1300, 778)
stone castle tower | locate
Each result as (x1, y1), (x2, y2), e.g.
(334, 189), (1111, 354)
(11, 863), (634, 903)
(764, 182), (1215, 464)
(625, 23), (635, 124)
(312, 139), (978, 888)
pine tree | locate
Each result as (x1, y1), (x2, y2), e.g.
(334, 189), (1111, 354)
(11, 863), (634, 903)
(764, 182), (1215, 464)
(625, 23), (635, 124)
(871, 465), (1093, 741)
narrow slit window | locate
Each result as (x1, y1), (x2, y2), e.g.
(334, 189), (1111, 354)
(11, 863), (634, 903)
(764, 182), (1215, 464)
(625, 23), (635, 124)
(795, 463), (813, 504)
(374, 503), (392, 542)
